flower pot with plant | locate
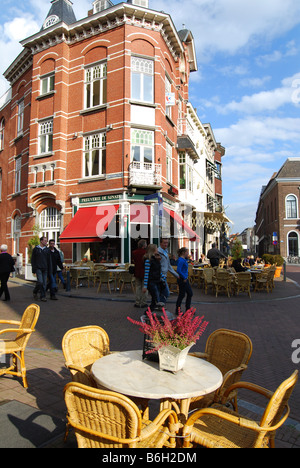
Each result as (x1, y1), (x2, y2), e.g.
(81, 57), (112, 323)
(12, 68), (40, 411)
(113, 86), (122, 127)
(127, 308), (209, 372)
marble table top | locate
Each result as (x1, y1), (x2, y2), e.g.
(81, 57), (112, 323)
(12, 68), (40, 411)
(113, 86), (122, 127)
(91, 350), (223, 400)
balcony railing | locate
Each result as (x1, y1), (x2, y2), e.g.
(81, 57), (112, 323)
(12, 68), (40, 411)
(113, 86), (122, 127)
(129, 162), (162, 187)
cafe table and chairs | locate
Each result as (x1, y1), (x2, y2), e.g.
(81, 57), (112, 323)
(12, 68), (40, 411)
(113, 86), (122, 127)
(91, 350), (223, 424)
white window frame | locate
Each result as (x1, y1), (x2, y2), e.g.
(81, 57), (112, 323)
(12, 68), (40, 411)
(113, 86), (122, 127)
(131, 56), (154, 104)
(165, 75), (172, 119)
(40, 73), (55, 95)
(83, 132), (106, 178)
(166, 142), (172, 182)
(0, 119), (4, 151)
(131, 129), (154, 167)
(286, 194), (298, 219)
(85, 62), (107, 109)
(17, 99), (24, 136)
(15, 157), (21, 193)
(39, 119), (53, 154)
(179, 152), (193, 192)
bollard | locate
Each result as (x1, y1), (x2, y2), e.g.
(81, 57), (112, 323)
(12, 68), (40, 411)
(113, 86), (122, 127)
(283, 261), (286, 282)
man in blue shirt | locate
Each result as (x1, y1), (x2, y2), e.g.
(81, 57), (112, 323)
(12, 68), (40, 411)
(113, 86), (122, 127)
(175, 247), (193, 314)
(157, 238), (179, 304)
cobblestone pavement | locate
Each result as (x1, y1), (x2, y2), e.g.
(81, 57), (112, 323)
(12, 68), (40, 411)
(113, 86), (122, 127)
(0, 266), (299, 448)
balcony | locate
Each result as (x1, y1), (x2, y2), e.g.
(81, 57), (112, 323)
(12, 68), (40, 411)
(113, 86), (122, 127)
(177, 118), (199, 160)
(128, 162), (162, 188)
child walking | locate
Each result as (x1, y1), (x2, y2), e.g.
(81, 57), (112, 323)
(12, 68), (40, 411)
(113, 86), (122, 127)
(175, 247), (193, 314)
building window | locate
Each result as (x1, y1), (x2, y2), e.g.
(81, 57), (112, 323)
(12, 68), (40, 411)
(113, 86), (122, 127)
(288, 231), (299, 257)
(85, 62), (107, 109)
(179, 152), (193, 191)
(40, 207), (61, 244)
(165, 75), (172, 119)
(215, 161), (222, 179)
(39, 119), (53, 154)
(0, 119), (4, 150)
(41, 73), (55, 95)
(15, 157), (21, 193)
(93, 0), (113, 12)
(166, 142), (172, 182)
(17, 99), (24, 136)
(131, 129), (154, 166)
(131, 57), (154, 103)
(84, 132), (106, 178)
(286, 194), (298, 219)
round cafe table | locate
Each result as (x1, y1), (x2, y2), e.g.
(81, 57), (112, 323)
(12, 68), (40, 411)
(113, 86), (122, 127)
(91, 349), (223, 419)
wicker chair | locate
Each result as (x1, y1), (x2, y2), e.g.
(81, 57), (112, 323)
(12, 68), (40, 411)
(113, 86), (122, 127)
(64, 382), (178, 448)
(62, 326), (111, 387)
(254, 271), (270, 293)
(202, 268), (214, 294)
(182, 370), (298, 448)
(234, 272), (252, 298)
(167, 271), (179, 293)
(189, 329), (253, 411)
(70, 268), (89, 288)
(95, 270), (114, 293)
(119, 271), (135, 294)
(0, 304), (40, 388)
(214, 269), (231, 297)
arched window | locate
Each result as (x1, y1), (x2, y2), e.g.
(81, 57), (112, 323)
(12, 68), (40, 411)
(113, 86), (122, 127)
(288, 232), (299, 257)
(39, 207), (61, 244)
(286, 195), (298, 219)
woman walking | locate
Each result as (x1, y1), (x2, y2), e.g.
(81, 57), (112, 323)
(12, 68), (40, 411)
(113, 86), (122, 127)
(175, 247), (193, 314)
(0, 244), (15, 301)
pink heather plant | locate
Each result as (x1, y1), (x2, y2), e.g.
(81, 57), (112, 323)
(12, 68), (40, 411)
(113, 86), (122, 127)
(127, 308), (209, 352)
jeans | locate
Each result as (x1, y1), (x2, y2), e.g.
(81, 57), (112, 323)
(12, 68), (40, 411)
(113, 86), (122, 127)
(33, 269), (48, 298)
(159, 281), (169, 304)
(175, 278), (193, 314)
(0, 272), (11, 300)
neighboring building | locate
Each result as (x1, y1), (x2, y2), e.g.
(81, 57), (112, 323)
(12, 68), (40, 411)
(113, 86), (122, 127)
(255, 158), (300, 258)
(236, 227), (257, 256)
(0, 0), (228, 265)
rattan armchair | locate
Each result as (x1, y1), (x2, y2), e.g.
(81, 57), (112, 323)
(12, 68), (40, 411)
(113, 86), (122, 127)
(0, 303), (40, 388)
(95, 270), (114, 293)
(64, 382), (179, 448)
(202, 268), (214, 294)
(189, 328), (253, 411)
(182, 370), (298, 448)
(62, 326), (111, 387)
(234, 272), (252, 298)
(213, 269), (231, 297)
(119, 271), (135, 294)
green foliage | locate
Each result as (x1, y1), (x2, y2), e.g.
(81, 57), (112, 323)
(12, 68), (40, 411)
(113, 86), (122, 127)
(231, 240), (244, 259)
(27, 224), (40, 260)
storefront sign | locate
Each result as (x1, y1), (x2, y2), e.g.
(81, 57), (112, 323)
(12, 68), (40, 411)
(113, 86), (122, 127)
(80, 194), (121, 204)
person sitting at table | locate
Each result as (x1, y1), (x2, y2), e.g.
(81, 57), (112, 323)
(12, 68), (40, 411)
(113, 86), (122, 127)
(176, 247), (193, 315)
(232, 257), (248, 272)
(143, 244), (167, 311)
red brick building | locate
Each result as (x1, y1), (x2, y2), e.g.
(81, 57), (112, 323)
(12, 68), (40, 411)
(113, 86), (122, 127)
(255, 158), (300, 259)
(0, 0), (224, 266)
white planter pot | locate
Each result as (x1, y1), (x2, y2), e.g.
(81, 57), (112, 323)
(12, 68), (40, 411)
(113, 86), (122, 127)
(157, 343), (194, 373)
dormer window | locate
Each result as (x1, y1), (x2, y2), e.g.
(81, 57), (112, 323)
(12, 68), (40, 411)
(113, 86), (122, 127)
(93, 0), (113, 13)
(127, 0), (149, 7)
(43, 15), (60, 29)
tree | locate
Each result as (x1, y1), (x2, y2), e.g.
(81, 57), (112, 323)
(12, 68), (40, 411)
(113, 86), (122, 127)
(231, 240), (244, 259)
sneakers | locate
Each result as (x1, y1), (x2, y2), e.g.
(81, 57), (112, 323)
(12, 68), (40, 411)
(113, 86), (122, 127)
(41, 297), (47, 302)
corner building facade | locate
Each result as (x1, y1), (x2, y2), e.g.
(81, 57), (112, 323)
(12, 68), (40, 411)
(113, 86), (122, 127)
(1, 0), (224, 264)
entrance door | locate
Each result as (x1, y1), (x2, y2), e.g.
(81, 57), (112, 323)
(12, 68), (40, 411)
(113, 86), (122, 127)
(288, 232), (299, 256)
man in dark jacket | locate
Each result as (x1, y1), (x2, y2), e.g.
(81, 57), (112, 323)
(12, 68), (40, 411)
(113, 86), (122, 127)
(47, 239), (64, 299)
(0, 244), (15, 301)
(31, 236), (52, 302)
(207, 243), (227, 267)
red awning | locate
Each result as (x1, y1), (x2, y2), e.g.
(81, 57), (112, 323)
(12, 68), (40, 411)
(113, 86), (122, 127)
(59, 205), (119, 243)
(164, 207), (200, 241)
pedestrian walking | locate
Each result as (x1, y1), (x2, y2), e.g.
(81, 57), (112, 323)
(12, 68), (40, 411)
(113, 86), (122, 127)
(175, 247), (193, 314)
(31, 236), (52, 302)
(207, 243), (227, 267)
(0, 244), (15, 301)
(143, 244), (167, 311)
(132, 239), (148, 308)
(157, 238), (179, 304)
(47, 239), (65, 299)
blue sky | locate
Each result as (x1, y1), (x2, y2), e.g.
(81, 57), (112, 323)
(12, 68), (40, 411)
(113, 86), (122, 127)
(1, 0), (300, 233)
